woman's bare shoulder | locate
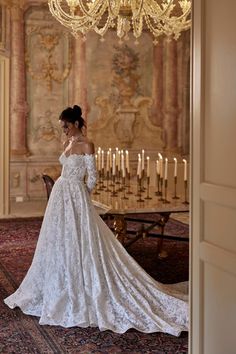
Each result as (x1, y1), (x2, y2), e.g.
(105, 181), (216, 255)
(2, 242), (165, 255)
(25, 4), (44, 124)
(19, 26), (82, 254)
(63, 139), (70, 149)
(83, 140), (95, 154)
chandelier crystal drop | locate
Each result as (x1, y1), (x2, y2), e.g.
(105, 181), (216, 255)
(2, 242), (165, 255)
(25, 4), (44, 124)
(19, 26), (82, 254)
(48, 0), (191, 43)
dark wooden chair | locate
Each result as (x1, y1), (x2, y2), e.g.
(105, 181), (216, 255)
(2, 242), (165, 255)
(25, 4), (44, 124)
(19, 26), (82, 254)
(42, 174), (55, 200)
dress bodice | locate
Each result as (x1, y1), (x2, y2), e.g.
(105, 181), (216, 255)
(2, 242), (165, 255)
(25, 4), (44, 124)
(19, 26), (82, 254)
(59, 152), (97, 192)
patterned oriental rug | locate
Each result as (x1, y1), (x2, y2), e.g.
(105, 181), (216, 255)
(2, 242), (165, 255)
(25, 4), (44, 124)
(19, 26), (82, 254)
(0, 217), (189, 354)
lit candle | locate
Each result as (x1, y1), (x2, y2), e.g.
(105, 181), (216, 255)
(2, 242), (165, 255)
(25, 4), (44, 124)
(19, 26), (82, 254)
(101, 150), (104, 170)
(138, 157), (142, 178)
(173, 157), (177, 177)
(97, 150), (101, 171)
(141, 149), (145, 170)
(95, 154), (98, 168)
(158, 153), (163, 178)
(109, 148), (112, 169)
(121, 153), (125, 178)
(183, 159), (187, 181)
(164, 158), (168, 180)
(137, 155), (141, 177)
(156, 160), (159, 175)
(106, 151), (110, 173)
(112, 153), (116, 176)
(115, 147), (119, 166)
(125, 150), (130, 174)
(146, 156), (150, 177)
(117, 151), (121, 171)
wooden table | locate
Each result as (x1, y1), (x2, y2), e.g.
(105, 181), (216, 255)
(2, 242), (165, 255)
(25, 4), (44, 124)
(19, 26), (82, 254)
(92, 181), (189, 259)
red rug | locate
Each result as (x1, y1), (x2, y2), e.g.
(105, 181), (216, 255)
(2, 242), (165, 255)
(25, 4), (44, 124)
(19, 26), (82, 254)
(0, 217), (189, 354)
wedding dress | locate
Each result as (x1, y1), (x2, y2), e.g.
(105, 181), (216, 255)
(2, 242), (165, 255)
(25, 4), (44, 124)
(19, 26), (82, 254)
(4, 152), (188, 336)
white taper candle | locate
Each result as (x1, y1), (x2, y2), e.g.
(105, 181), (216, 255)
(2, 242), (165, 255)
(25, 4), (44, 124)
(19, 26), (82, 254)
(164, 158), (168, 180)
(146, 156), (150, 177)
(173, 157), (177, 177)
(183, 159), (187, 181)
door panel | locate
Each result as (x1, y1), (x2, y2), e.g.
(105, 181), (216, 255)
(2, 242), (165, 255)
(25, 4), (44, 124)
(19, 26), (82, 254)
(191, 0), (236, 353)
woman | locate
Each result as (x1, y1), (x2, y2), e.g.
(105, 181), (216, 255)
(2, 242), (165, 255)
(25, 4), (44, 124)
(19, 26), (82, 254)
(4, 105), (188, 336)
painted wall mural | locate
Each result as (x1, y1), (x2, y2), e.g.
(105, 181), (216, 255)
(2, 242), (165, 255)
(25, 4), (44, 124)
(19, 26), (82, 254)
(87, 32), (163, 150)
(25, 5), (72, 156)
(8, 3), (190, 201)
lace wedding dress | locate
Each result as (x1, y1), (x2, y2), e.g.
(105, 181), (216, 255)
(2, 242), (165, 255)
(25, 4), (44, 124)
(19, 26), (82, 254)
(4, 153), (188, 336)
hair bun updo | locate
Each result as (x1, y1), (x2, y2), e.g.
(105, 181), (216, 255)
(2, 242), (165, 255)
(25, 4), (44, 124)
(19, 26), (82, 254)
(59, 105), (86, 129)
(73, 105), (82, 117)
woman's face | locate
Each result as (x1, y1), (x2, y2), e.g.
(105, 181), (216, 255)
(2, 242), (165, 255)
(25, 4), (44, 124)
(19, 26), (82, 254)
(59, 120), (77, 138)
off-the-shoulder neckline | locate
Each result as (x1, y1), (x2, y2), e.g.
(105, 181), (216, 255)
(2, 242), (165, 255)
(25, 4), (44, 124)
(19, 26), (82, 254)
(62, 152), (94, 158)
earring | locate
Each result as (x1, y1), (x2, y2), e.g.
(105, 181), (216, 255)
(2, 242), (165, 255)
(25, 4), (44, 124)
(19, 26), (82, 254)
(75, 121), (79, 128)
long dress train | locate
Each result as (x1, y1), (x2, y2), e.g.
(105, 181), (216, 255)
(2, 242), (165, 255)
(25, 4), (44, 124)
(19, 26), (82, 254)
(4, 153), (188, 336)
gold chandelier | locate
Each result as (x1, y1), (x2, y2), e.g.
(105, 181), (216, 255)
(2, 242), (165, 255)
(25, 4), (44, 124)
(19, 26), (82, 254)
(48, 0), (191, 43)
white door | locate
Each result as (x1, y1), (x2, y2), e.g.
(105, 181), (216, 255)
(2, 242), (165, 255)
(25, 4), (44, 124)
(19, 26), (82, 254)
(191, 0), (236, 353)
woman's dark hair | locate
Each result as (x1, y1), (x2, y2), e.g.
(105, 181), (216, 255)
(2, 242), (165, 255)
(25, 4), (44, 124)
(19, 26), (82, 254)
(59, 105), (86, 129)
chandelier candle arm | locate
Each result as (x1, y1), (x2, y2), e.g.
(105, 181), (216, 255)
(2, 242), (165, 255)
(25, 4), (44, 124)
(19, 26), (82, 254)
(48, 0), (191, 41)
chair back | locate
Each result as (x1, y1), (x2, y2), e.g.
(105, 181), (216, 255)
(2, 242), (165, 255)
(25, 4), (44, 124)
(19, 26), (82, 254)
(42, 174), (55, 200)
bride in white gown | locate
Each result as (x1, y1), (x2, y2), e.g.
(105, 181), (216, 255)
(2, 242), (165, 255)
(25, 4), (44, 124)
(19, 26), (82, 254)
(4, 105), (188, 337)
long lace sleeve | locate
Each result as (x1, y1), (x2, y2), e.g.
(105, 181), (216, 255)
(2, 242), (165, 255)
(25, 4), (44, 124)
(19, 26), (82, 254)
(84, 154), (97, 193)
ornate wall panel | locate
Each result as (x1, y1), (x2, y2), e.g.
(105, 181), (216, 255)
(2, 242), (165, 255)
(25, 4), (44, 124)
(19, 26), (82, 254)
(10, 5), (71, 201)
(25, 5), (72, 157)
(86, 31), (164, 150)
(10, 163), (27, 198)
(8, 5), (190, 202)
(85, 30), (190, 153)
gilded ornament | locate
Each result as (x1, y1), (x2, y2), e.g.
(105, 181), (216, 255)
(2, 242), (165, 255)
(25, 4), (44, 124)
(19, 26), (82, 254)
(25, 30), (72, 91)
(48, 0), (191, 43)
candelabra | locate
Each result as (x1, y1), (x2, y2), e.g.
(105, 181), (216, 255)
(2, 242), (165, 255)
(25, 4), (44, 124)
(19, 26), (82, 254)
(116, 167), (121, 185)
(111, 174), (118, 197)
(183, 180), (189, 204)
(126, 172), (133, 195)
(97, 170), (103, 191)
(101, 168), (106, 189)
(109, 167), (113, 187)
(158, 177), (164, 202)
(137, 176), (144, 202)
(163, 179), (170, 204)
(155, 173), (162, 196)
(141, 170), (146, 192)
(105, 171), (111, 192)
(136, 175), (140, 197)
(172, 176), (180, 199)
(145, 176), (152, 200)
(121, 177), (129, 200)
